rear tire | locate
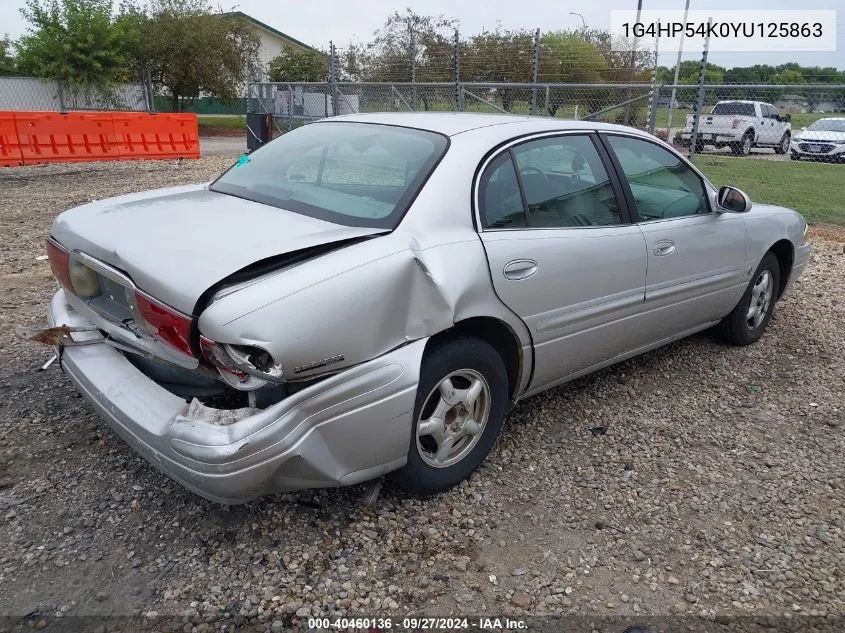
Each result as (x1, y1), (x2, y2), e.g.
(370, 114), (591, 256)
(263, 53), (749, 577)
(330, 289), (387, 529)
(732, 131), (754, 156)
(715, 252), (780, 346)
(391, 337), (508, 494)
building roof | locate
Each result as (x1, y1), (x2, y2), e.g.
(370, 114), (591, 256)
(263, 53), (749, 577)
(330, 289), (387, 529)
(223, 11), (318, 52)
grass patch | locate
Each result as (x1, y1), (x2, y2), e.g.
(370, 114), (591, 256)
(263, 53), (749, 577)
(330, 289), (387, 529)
(695, 156), (845, 225)
(197, 115), (246, 130)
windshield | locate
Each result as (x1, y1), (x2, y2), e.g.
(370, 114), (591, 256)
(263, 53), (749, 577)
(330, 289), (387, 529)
(211, 122), (448, 229)
(807, 119), (845, 133)
(711, 102), (756, 116)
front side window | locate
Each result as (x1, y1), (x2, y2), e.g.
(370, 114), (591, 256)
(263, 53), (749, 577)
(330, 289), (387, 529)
(605, 135), (709, 221)
(479, 135), (622, 229)
(211, 122), (448, 229)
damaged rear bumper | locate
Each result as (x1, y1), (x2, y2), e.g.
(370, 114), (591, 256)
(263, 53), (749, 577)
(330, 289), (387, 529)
(47, 289), (424, 504)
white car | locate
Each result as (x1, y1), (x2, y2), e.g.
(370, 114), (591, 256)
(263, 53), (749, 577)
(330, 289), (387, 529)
(21, 114), (811, 503)
(681, 101), (792, 156)
(790, 118), (845, 162)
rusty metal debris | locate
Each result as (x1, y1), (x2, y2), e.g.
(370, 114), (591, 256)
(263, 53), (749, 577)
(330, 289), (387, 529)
(16, 325), (99, 346)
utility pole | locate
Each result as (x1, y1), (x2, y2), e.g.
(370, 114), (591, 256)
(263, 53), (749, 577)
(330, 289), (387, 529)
(666, 0), (691, 139)
(410, 27), (417, 110)
(624, 0), (644, 124)
(688, 17), (712, 161)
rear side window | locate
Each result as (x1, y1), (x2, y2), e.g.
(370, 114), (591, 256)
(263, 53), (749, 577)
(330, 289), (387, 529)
(479, 134), (623, 229)
(711, 102), (756, 116)
(511, 135), (622, 228)
(479, 154), (526, 229)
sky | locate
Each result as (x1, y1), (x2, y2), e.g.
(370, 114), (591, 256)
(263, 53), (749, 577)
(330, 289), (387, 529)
(2, 0), (843, 70)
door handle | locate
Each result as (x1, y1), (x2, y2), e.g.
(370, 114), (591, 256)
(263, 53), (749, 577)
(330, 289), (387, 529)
(652, 240), (676, 257)
(503, 259), (539, 280)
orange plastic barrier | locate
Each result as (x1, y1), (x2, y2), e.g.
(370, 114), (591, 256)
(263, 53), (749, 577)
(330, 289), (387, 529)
(16, 111), (119, 163)
(112, 113), (200, 160)
(1, 111), (200, 166)
(0, 112), (23, 167)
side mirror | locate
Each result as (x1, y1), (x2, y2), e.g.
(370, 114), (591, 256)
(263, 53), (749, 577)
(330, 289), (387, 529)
(800, 127), (807, 132)
(783, 114), (792, 123)
(716, 186), (752, 213)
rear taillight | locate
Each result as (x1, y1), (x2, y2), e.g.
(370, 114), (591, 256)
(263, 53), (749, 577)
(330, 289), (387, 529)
(732, 119), (740, 129)
(46, 239), (74, 291)
(134, 291), (194, 357)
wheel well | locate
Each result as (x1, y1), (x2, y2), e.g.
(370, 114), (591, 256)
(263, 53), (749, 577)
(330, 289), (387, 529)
(744, 128), (756, 140)
(425, 317), (523, 400)
(768, 239), (794, 298)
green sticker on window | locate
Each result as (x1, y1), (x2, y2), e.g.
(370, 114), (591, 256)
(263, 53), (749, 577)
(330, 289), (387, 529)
(235, 155), (251, 168)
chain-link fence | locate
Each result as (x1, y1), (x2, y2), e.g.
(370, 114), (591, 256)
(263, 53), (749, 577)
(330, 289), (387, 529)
(247, 81), (662, 136)
(248, 24), (845, 165)
(0, 75), (153, 112)
(249, 78), (845, 165)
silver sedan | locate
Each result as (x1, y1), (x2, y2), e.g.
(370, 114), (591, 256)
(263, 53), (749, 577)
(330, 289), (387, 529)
(24, 113), (812, 503)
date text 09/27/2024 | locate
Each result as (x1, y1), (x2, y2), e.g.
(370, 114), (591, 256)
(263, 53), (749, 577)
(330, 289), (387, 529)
(307, 617), (528, 630)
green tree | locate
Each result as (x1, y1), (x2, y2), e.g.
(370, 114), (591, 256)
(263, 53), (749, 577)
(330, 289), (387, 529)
(15, 0), (136, 91)
(358, 8), (456, 83)
(131, 0), (260, 111)
(539, 32), (609, 83)
(1, 36), (18, 75)
(773, 69), (805, 85)
(268, 48), (328, 83)
(463, 28), (534, 83)
(579, 27), (653, 82)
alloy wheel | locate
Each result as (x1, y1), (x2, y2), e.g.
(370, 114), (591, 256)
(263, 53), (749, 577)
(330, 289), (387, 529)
(746, 270), (773, 329)
(415, 369), (491, 468)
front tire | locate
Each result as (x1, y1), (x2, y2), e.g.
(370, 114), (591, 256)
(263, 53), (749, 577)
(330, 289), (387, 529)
(392, 337), (508, 494)
(715, 252), (780, 346)
(774, 132), (790, 155)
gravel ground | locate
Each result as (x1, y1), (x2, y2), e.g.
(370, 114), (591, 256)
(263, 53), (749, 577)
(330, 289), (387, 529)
(0, 157), (843, 633)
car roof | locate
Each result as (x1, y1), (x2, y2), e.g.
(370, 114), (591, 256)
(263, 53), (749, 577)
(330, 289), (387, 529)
(322, 112), (654, 138)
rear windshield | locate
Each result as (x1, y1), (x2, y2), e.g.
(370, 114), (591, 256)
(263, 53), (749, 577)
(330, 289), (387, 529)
(210, 122), (448, 229)
(711, 102), (756, 116)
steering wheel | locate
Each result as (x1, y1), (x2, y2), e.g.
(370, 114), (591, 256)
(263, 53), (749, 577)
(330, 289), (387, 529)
(519, 166), (548, 182)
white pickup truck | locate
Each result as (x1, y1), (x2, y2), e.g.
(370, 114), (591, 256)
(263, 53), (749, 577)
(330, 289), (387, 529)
(681, 100), (792, 156)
